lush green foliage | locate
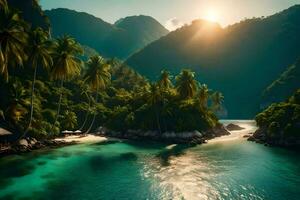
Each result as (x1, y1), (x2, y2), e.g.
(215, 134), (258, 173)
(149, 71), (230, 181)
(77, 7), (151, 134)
(0, 1), (223, 141)
(256, 89), (300, 139)
(105, 69), (221, 133)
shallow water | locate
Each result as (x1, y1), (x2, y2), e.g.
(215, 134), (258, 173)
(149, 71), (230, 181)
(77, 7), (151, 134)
(0, 121), (300, 200)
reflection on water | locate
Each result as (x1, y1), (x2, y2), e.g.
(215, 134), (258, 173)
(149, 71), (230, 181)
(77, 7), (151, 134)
(0, 121), (300, 200)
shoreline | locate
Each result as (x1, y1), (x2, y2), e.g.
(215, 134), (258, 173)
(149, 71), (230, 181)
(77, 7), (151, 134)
(0, 123), (247, 158)
(102, 124), (231, 145)
(248, 127), (300, 148)
(0, 134), (109, 158)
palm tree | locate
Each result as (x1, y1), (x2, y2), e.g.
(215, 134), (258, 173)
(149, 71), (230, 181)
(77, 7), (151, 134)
(78, 82), (93, 131)
(0, 0), (8, 12)
(211, 91), (224, 111)
(62, 111), (77, 130)
(84, 55), (111, 133)
(51, 35), (83, 131)
(198, 84), (209, 110)
(23, 28), (52, 137)
(0, 6), (28, 82)
(6, 81), (30, 128)
(158, 70), (172, 90)
(175, 69), (198, 99)
(147, 83), (162, 134)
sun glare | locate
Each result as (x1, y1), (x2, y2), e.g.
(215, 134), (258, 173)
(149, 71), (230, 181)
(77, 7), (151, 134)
(204, 10), (219, 22)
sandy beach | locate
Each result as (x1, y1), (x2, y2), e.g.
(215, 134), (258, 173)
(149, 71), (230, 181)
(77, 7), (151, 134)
(55, 134), (108, 144)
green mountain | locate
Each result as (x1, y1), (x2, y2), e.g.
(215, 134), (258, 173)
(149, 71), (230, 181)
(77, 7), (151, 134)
(7, 0), (50, 30)
(262, 58), (300, 105)
(126, 5), (300, 118)
(44, 9), (169, 59)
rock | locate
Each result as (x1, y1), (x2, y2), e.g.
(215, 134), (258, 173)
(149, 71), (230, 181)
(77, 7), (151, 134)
(28, 138), (37, 146)
(18, 139), (29, 147)
(243, 135), (251, 138)
(226, 123), (245, 131)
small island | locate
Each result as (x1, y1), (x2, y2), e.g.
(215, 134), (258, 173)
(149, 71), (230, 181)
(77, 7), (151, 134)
(248, 89), (300, 147)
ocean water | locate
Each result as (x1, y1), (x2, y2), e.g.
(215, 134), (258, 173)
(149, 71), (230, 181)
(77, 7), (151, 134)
(0, 121), (300, 200)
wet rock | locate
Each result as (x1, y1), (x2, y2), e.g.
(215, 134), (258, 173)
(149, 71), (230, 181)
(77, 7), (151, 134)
(18, 139), (29, 147)
(104, 125), (229, 144)
(226, 123), (245, 131)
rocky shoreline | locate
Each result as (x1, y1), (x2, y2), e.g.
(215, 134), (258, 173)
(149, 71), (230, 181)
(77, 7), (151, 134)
(0, 124), (230, 157)
(248, 127), (300, 148)
(103, 124), (230, 144)
(0, 138), (77, 157)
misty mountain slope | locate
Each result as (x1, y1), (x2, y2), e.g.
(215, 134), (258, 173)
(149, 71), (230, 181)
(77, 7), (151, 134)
(45, 9), (169, 59)
(126, 5), (300, 118)
(262, 58), (300, 104)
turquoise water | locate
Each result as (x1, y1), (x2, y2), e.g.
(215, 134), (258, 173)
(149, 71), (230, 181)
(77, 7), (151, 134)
(0, 121), (300, 200)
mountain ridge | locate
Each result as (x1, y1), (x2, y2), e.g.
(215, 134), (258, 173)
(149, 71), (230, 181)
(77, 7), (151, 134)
(44, 8), (169, 59)
(126, 5), (300, 118)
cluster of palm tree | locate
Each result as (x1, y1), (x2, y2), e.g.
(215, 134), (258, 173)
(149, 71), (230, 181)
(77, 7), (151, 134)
(119, 69), (224, 133)
(0, 1), (111, 139)
(155, 69), (224, 111)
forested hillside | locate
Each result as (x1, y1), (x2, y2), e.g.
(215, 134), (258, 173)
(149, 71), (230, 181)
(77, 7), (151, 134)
(45, 9), (169, 59)
(126, 5), (300, 118)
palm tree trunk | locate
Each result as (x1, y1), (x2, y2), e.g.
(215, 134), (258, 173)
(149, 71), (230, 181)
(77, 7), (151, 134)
(52, 79), (64, 133)
(22, 66), (38, 139)
(79, 98), (90, 131)
(155, 108), (162, 135)
(85, 87), (99, 134)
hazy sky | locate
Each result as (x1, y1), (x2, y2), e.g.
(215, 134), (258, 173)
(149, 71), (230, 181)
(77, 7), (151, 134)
(40, 0), (300, 30)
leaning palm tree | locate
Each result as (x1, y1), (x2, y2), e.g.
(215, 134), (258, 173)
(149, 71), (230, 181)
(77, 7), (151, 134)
(51, 36), (83, 131)
(211, 91), (224, 111)
(78, 82), (93, 131)
(198, 84), (209, 110)
(84, 55), (111, 133)
(158, 70), (172, 90)
(23, 28), (53, 137)
(175, 69), (198, 99)
(0, 6), (28, 82)
(147, 83), (163, 134)
(0, 0), (8, 12)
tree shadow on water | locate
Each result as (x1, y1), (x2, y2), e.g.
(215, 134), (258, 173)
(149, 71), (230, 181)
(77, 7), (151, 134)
(156, 144), (195, 166)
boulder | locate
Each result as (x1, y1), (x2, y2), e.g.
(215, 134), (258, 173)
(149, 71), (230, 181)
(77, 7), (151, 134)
(226, 123), (245, 131)
(18, 139), (29, 147)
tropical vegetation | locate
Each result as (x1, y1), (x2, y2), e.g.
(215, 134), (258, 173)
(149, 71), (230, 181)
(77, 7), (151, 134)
(0, 0), (224, 142)
(255, 89), (300, 142)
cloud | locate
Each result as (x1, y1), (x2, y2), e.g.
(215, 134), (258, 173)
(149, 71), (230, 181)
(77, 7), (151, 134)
(165, 18), (184, 31)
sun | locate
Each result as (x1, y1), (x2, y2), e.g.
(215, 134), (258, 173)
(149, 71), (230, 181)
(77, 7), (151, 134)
(204, 10), (219, 22)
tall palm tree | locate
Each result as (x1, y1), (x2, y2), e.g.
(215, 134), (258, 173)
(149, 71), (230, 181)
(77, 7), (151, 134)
(78, 81), (93, 131)
(211, 91), (224, 111)
(51, 35), (82, 131)
(23, 28), (52, 137)
(0, 0), (8, 12)
(147, 83), (162, 134)
(158, 70), (172, 90)
(84, 55), (111, 133)
(0, 6), (28, 82)
(198, 84), (209, 110)
(175, 69), (198, 99)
